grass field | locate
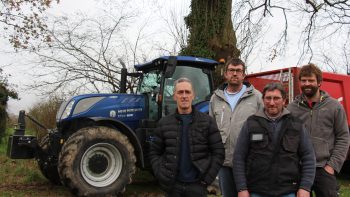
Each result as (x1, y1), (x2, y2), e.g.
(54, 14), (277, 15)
(1, 130), (350, 197)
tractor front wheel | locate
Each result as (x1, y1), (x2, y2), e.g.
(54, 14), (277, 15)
(36, 134), (61, 185)
(58, 126), (136, 196)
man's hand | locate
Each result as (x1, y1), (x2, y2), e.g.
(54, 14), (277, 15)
(238, 190), (250, 197)
(324, 165), (335, 175)
(297, 189), (310, 197)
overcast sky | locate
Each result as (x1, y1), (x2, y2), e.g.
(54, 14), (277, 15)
(3, 0), (348, 114)
(4, 0), (192, 114)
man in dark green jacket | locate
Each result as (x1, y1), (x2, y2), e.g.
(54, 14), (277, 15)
(149, 77), (224, 197)
(288, 63), (349, 197)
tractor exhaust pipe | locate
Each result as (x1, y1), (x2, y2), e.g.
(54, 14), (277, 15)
(120, 68), (127, 93)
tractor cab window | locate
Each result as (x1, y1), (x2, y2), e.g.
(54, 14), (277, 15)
(137, 71), (161, 120)
(138, 71), (161, 93)
(162, 66), (211, 116)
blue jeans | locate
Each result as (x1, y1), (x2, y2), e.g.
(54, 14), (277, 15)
(251, 193), (295, 197)
(218, 166), (238, 197)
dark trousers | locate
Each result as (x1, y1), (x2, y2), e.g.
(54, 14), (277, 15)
(166, 181), (207, 197)
(218, 166), (238, 197)
(312, 167), (339, 197)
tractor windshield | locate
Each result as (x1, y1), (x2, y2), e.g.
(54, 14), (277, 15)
(137, 65), (211, 119)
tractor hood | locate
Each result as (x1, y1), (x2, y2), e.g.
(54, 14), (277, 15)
(56, 93), (146, 129)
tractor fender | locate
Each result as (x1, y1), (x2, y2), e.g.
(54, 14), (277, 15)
(88, 117), (145, 168)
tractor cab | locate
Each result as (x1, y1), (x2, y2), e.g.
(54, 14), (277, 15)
(129, 56), (218, 121)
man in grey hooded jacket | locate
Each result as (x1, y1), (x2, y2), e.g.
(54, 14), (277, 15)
(209, 58), (263, 197)
(287, 63), (349, 197)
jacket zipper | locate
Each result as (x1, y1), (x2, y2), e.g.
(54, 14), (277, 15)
(309, 108), (313, 135)
(221, 105), (225, 125)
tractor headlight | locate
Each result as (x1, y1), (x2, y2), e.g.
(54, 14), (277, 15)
(60, 100), (75, 120)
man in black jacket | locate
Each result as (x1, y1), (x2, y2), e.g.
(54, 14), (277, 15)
(233, 82), (315, 197)
(149, 77), (224, 197)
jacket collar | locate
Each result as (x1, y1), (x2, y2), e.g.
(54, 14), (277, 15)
(214, 81), (254, 101)
(174, 105), (198, 120)
(218, 81), (252, 91)
(255, 105), (290, 121)
(294, 90), (329, 105)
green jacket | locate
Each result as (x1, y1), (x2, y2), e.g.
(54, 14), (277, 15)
(287, 91), (349, 172)
(209, 82), (263, 167)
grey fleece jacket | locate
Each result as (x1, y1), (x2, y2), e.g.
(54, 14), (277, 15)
(233, 107), (316, 192)
(209, 82), (263, 167)
(287, 90), (349, 173)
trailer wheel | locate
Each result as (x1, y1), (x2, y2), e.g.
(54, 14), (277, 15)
(58, 126), (136, 196)
(36, 134), (61, 185)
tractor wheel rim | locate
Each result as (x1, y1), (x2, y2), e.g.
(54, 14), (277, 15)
(81, 143), (123, 187)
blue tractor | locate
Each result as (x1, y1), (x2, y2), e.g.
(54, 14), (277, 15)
(7, 56), (219, 196)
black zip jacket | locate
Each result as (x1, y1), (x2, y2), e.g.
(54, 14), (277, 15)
(149, 107), (224, 191)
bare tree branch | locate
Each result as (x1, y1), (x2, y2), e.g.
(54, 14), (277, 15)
(1, 0), (59, 49)
(232, 0), (350, 72)
(26, 10), (144, 95)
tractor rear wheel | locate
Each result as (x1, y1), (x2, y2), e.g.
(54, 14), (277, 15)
(58, 126), (136, 196)
(36, 134), (61, 185)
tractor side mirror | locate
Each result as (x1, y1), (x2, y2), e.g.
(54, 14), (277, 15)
(164, 56), (177, 78)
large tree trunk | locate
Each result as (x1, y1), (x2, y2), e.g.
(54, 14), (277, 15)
(181, 0), (240, 88)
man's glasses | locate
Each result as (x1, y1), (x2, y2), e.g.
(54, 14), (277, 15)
(263, 96), (283, 102)
(226, 68), (243, 74)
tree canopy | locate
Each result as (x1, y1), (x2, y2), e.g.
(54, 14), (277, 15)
(0, 69), (18, 141)
(1, 0), (59, 49)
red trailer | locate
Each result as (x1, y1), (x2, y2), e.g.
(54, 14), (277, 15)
(246, 67), (350, 161)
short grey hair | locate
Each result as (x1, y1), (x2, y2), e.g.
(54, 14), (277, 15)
(173, 77), (194, 94)
(262, 82), (286, 99)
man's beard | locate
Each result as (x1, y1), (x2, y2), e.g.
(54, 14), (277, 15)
(301, 85), (319, 98)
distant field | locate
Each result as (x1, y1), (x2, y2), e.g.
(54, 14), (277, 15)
(1, 131), (350, 197)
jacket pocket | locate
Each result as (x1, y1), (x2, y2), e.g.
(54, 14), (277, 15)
(282, 135), (299, 153)
(250, 133), (268, 149)
(158, 161), (174, 185)
(312, 137), (330, 162)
